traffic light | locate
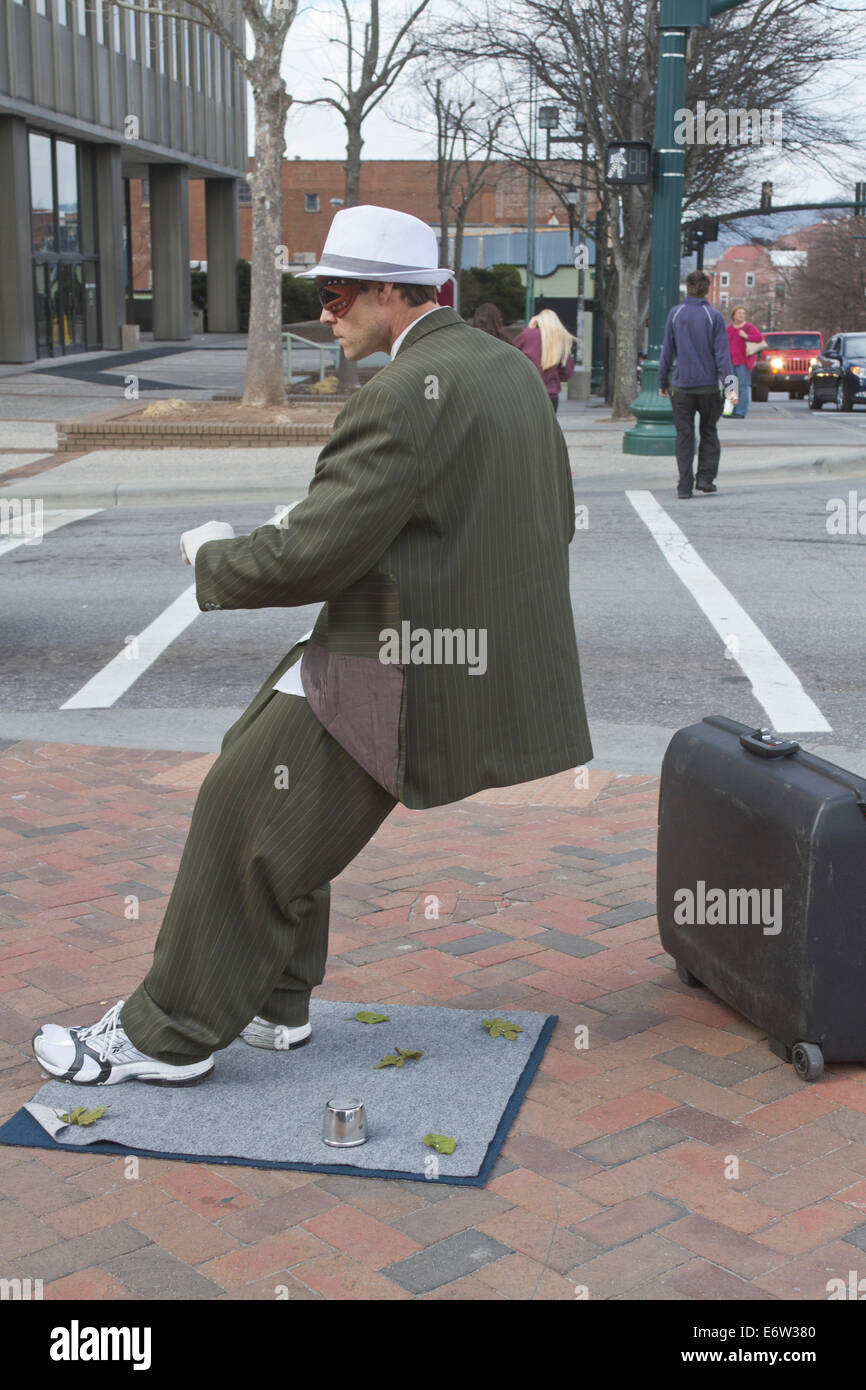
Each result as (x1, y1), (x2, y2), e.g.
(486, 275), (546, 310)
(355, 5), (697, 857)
(855, 182), (866, 217)
(760, 181), (773, 213)
(682, 217), (719, 254)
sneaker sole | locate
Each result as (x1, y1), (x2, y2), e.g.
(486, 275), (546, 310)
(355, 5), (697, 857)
(241, 1031), (312, 1052)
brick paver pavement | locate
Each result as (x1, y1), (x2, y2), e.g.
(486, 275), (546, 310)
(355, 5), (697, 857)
(3, 739), (866, 1301)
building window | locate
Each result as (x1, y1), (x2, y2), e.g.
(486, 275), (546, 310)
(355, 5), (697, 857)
(128, 8), (137, 59)
(184, 20), (194, 86)
(720, 273), (729, 287)
(141, 178), (150, 206)
(58, 1), (68, 27)
(745, 272), (755, 287)
(720, 292), (728, 307)
(238, 180), (252, 204)
(35, 0), (47, 14)
(304, 193), (320, 213)
(55, 140), (80, 253)
(76, 0), (86, 34)
(155, 0), (164, 73)
(29, 133), (54, 254)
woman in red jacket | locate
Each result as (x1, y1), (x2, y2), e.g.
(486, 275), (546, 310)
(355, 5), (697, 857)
(726, 305), (767, 418)
(513, 309), (576, 412)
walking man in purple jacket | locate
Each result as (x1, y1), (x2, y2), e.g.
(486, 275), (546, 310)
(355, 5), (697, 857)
(658, 270), (733, 499)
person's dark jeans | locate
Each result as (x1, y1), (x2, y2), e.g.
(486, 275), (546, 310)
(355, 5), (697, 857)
(670, 388), (723, 494)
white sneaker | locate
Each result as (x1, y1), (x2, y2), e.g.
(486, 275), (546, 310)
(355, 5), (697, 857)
(32, 1001), (214, 1087)
(240, 1017), (312, 1051)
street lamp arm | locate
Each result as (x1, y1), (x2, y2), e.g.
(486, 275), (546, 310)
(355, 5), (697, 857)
(708, 0), (753, 13)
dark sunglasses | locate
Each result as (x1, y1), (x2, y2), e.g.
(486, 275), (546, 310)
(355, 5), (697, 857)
(317, 279), (364, 317)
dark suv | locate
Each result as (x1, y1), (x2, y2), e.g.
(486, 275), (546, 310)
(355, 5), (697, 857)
(807, 333), (866, 411)
(751, 331), (823, 401)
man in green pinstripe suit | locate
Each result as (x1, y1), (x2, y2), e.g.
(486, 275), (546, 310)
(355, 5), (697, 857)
(33, 207), (593, 1086)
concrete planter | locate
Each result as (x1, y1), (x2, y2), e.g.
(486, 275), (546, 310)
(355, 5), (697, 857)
(56, 403), (336, 450)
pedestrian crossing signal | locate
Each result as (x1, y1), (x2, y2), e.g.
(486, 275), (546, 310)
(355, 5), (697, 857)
(604, 142), (652, 185)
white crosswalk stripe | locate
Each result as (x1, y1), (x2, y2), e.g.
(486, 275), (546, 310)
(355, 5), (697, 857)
(626, 489), (831, 733)
(61, 587), (202, 709)
(0, 507), (103, 559)
(59, 503), (302, 710)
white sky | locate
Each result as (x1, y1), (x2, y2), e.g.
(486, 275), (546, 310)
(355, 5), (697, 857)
(245, 0), (866, 209)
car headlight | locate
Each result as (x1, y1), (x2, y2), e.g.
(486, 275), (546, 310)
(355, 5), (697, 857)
(810, 357), (818, 366)
(770, 357), (783, 369)
(851, 366), (863, 377)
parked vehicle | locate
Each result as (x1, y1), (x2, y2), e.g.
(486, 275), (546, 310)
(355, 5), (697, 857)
(807, 333), (866, 412)
(751, 331), (823, 401)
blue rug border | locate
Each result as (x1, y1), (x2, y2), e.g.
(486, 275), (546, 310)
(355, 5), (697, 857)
(0, 1015), (558, 1188)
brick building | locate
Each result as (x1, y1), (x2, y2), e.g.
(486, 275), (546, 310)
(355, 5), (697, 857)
(126, 157), (594, 288)
(707, 224), (829, 332)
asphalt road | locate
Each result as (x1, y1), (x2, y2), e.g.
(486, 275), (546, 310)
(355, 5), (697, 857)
(3, 474), (865, 778)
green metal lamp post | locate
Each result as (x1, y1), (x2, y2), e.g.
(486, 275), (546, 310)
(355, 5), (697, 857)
(623, 0), (751, 455)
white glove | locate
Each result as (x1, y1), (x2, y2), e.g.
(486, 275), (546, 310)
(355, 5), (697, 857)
(265, 502), (301, 529)
(180, 520), (235, 566)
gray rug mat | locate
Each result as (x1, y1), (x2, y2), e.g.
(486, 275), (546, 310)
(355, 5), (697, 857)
(12, 1000), (556, 1185)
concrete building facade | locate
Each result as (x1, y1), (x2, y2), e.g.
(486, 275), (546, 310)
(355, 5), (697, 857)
(0, 0), (246, 362)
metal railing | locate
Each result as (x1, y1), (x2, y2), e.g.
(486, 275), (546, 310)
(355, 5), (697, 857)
(282, 331), (340, 386)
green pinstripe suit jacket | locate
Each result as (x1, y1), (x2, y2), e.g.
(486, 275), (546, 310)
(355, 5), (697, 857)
(194, 306), (593, 808)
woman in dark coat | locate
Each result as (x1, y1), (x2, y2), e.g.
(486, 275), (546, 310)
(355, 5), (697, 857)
(472, 302), (513, 342)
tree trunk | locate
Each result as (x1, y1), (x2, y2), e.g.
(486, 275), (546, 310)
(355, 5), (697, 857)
(454, 212), (466, 279)
(243, 80), (291, 407)
(344, 117), (364, 209)
(440, 208), (450, 269)
(611, 272), (640, 419)
(338, 112), (364, 390)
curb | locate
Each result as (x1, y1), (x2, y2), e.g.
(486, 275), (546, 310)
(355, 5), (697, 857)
(2, 483), (312, 509)
(5, 451), (866, 509)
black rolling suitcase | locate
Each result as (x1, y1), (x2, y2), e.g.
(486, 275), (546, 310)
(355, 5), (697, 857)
(657, 714), (866, 1081)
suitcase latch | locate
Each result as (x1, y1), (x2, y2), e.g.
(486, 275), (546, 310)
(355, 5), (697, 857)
(739, 727), (800, 759)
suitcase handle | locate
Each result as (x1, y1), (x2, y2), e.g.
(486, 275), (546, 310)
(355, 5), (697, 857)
(739, 728), (800, 759)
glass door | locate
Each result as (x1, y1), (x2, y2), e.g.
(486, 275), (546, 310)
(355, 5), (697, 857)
(29, 132), (99, 356)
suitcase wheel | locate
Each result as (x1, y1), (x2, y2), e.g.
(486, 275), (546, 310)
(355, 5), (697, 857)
(791, 1042), (824, 1082)
(675, 962), (703, 989)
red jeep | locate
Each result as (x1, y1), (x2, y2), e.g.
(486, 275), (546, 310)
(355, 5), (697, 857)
(751, 331), (824, 401)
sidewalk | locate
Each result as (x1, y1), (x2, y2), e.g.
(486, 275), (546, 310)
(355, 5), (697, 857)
(3, 739), (866, 1301)
(2, 336), (866, 506)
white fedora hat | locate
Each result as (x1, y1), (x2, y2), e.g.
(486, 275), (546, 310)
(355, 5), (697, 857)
(295, 205), (454, 287)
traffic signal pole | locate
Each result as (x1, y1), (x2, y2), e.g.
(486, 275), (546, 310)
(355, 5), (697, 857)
(623, 0), (752, 456)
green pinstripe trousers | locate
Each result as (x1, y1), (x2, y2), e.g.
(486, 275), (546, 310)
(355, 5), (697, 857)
(120, 645), (397, 1065)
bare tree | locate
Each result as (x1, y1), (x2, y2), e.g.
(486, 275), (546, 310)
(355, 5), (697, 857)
(108, 0), (300, 406)
(297, 0), (432, 207)
(293, 0), (431, 387)
(425, 78), (505, 277)
(784, 218), (866, 339)
(437, 0), (861, 418)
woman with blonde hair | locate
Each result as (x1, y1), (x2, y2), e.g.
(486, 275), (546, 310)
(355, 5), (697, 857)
(513, 308), (576, 412)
